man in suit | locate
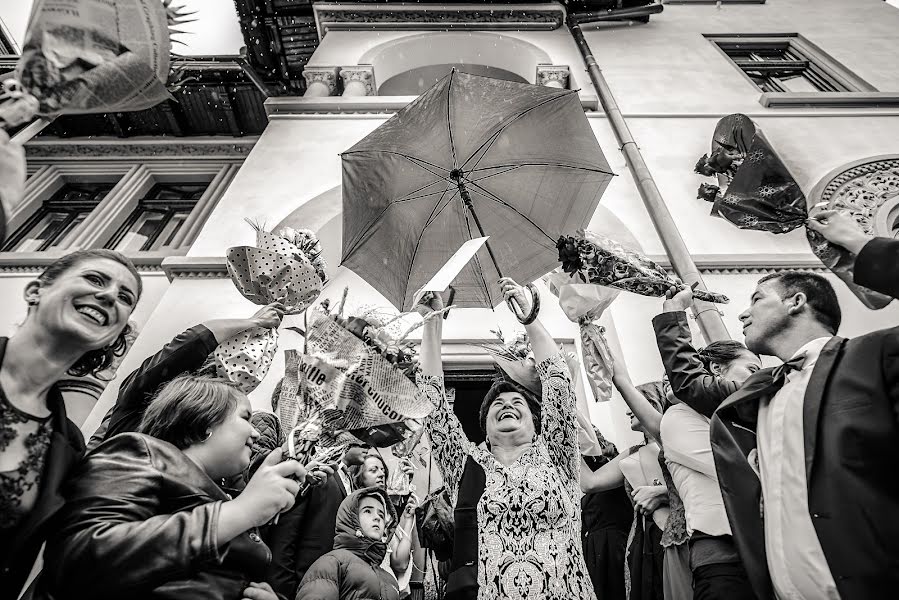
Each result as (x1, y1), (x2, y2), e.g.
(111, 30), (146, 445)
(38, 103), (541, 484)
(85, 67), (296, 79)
(710, 211), (899, 600)
(265, 440), (370, 598)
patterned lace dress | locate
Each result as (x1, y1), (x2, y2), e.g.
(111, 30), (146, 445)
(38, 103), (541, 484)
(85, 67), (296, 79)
(419, 353), (596, 600)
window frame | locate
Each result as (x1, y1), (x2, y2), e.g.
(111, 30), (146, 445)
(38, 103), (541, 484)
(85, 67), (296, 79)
(1, 183), (114, 252)
(706, 33), (899, 108)
(104, 183), (209, 253)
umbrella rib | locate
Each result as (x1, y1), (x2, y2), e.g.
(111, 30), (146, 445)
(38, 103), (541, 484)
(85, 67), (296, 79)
(465, 180), (558, 247)
(466, 162), (614, 175)
(403, 187), (458, 306)
(460, 90), (580, 173)
(465, 165), (524, 184)
(342, 183), (450, 261)
(396, 179), (448, 203)
(342, 149), (449, 179)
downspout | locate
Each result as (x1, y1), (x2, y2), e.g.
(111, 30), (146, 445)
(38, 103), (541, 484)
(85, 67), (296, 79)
(567, 11), (731, 343)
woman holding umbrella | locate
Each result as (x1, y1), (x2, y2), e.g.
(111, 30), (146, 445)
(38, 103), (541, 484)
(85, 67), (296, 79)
(418, 278), (595, 600)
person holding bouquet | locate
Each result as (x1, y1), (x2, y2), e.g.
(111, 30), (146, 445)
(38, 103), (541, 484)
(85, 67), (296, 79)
(418, 277), (595, 600)
(36, 374), (311, 600)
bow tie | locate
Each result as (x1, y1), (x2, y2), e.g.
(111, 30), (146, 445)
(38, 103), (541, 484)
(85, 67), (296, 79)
(771, 355), (806, 384)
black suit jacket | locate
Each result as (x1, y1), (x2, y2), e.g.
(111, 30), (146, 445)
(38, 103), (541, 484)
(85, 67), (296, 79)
(710, 237), (899, 600)
(264, 468), (349, 598)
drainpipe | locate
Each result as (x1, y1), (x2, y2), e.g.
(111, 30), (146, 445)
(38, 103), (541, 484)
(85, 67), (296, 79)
(568, 13), (731, 343)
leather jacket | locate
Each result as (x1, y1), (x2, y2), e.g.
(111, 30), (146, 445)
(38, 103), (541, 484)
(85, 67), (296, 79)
(36, 433), (273, 600)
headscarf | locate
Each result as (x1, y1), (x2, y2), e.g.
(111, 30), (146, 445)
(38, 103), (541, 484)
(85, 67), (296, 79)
(333, 486), (398, 565)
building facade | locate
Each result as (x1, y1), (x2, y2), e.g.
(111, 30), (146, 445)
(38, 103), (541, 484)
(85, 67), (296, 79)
(2, 0), (899, 515)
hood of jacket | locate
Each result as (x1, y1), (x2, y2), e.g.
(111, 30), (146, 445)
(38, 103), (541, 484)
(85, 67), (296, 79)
(333, 486), (397, 565)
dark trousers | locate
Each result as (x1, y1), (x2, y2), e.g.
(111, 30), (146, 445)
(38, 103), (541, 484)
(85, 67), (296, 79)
(692, 562), (755, 600)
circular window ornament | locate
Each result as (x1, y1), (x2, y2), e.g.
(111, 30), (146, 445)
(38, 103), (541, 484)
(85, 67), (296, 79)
(811, 156), (899, 238)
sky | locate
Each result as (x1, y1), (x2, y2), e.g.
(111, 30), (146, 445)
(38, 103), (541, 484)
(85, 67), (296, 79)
(0, 0), (245, 55)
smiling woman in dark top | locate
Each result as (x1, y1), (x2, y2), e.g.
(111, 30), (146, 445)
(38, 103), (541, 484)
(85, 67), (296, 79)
(0, 249), (142, 596)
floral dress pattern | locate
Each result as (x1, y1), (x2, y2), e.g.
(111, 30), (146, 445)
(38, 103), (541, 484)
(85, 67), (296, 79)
(418, 353), (596, 600)
(0, 391), (52, 530)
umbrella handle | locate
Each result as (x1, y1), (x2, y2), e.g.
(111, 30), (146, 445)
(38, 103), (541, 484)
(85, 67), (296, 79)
(507, 283), (540, 324)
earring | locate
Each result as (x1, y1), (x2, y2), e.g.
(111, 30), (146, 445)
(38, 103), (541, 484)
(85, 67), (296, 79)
(203, 430), (212, 441)
(355, 529), (363, 538)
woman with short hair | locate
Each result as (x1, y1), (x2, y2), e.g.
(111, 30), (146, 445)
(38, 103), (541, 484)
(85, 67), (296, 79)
(0, 249), (142, 596)
(37, 374), (315, 600)
(419, 278), (595, 600)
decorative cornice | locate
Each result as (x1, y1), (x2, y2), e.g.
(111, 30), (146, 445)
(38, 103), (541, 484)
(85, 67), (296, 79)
(265, 95), (600, 116)
(24, 139), (257, 160)
(0, 253), (166, 273)
(312, 3), (567, 37)
(158, 254), (827, 282)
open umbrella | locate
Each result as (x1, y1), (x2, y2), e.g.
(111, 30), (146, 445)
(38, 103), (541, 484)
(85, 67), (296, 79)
(341, 70), (614, 310)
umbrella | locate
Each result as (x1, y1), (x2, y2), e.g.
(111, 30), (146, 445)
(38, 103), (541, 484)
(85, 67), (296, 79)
(341, 70), (614, 310)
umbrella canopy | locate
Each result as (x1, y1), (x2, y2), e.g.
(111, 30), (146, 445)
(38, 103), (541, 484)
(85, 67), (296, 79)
(341, 70), (614, 310)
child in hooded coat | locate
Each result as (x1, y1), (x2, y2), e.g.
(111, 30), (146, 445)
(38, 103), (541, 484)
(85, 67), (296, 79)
(296, 486), (400, 600)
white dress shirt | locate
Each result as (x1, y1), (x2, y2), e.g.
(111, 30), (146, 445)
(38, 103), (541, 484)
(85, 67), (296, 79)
(756, 337), (840, 600)
(661, 404), (731, 537)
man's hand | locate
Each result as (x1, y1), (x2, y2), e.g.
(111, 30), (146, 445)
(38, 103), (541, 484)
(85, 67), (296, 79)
(807, 210), (873, 256)
(662, 283), (694, 313)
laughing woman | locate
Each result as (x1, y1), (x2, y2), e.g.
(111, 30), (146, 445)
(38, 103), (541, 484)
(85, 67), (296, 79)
(0, 250), (142, 596)
(37, 375), (309, 600)
(418, 278), (595, 600)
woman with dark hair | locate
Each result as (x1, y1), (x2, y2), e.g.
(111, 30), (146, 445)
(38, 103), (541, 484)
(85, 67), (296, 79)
(37, 374), (312, 600)
(0, 249), (142, 596)
(653, 287), (761, 600)
(419, 278), (595, 600)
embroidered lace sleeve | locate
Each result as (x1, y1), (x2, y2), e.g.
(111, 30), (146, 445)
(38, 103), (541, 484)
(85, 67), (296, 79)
(537, 353), (578, 485)
(418, 373), (468, 499)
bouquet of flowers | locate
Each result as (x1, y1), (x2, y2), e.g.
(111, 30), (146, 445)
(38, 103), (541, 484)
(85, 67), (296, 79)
(696, 115), (891, 310)
(216, 222), (327, 392)
(557, 230), (730, 304)
(0, 0), (188, 131)
(544, 269), (618, 405)
(276, 291), (449, 457)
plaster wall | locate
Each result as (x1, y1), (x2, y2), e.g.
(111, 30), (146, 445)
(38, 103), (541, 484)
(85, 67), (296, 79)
(583, 0), (899, 115)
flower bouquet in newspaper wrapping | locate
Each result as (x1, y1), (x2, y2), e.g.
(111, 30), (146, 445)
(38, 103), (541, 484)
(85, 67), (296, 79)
(276, 293), (448, 464)
(544, 269), (618, 407)
(697, 115), (891, 309)
(478, 328), (605, 456)
(557, 230), (730, 304)
(216, 223), (327, 392)
(0, 0), (189, 131)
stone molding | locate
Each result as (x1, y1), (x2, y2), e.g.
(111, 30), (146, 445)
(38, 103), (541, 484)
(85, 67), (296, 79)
(265, 95), (601, 115)
(24, 139), (256, 161)
(157, 253), (826, 281)
(303, 66), (341, 96)
(340, 65), (376, 96)
(312, 3), (567, 36)
(536, 65), (570, 89)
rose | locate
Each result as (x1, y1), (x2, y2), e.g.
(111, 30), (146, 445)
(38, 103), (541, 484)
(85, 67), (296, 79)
(557, 236), (583, 275)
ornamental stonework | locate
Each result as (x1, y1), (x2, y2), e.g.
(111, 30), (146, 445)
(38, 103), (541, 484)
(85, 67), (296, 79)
(817, 158), (899, 236)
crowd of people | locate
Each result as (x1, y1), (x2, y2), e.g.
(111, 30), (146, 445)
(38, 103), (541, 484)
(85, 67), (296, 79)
(0, 210), (897, 600)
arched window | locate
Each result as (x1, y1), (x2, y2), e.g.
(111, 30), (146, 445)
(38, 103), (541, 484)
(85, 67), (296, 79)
(810, 156), (899, 238)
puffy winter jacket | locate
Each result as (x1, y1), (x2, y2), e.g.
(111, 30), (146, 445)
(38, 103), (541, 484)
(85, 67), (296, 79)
(296, 487), (399, 600)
